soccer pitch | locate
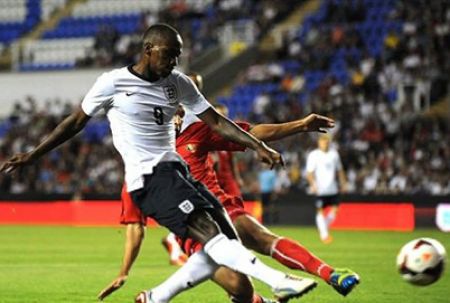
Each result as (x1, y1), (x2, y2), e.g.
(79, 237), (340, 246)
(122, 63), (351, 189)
(0, 226), (448, 303)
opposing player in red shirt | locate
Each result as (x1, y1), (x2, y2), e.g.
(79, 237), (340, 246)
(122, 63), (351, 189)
(175, 105), (358, 291)
(212, 105), (244, 198)
(214, 148), (243, 196)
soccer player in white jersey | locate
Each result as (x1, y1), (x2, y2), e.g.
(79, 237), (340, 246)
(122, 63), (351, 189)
(306, 134), (348, 243)
(0, 24), (317, 303)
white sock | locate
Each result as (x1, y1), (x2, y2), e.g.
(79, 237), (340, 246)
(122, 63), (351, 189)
(165, 232), (183, 259)
(204, 234), (285, 288)
(316, 212), (328, 240)
(151, 250), (218, 303)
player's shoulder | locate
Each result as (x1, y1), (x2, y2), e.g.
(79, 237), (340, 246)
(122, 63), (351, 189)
(169, 69), (198, 88)
(104, 66), (128, 77)
(96, 66), (129, 84)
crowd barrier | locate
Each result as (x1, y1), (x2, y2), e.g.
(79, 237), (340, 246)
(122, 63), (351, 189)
(0, 200), (262, 226)
(0, 193), (448, 231)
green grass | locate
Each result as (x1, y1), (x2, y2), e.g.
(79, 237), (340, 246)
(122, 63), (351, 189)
(0, 226), (449, 303)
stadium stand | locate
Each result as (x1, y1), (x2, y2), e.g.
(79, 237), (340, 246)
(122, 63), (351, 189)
(215, 0), (449, 195)
(18, 0), (214, 70)
(0, 0), (40, 45)
(0, 0), (448, 196)
(14, 0), (298, 71)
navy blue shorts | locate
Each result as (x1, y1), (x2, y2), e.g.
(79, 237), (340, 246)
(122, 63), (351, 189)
(130, 161), (223, 238)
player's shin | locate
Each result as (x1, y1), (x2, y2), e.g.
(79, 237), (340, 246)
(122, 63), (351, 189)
(150, 250), (218, 302)
(271, 237), (333, 282)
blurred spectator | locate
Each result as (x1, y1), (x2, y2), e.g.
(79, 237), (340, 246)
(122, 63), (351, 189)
(75, 0), (301, 68)
(93, 25), (120, 66)
(221, 0), (450, 196)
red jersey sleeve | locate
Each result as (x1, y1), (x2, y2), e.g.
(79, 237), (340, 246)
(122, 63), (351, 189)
(206, 122), (251, 152)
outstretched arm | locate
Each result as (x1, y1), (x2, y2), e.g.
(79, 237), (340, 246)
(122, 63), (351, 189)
(98, 223), (145, 300)
(197, 107), (283, 168)
(249, 114), (335, 142)
(0, 107), (90, 173)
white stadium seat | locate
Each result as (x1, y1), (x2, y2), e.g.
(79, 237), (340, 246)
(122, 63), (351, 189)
(22, 37), (95, 65)
(0, 0), (26, 23)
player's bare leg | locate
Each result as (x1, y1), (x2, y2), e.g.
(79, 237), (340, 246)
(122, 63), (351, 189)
(234, 214), (359, 296)
(161, 232), (188, 266)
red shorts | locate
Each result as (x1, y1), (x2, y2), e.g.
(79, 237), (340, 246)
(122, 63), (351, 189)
(120, 184), (146, 226)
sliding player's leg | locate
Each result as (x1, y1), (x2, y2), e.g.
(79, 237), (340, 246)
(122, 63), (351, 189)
(233, 213), (359, 297)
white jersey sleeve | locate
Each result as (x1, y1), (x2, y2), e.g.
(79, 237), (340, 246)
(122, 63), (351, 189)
(177, 73), (211, 114)
(81, 72), (115, 116)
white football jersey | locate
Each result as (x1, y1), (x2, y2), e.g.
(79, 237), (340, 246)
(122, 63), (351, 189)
(81, 66), (211, 191)
(180, 109), (201, 133)
(306, 148), (342, 196)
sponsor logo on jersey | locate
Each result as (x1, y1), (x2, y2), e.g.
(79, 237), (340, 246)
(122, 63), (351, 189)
(179, 200), (194, 214)
(163, 84), (178, 103)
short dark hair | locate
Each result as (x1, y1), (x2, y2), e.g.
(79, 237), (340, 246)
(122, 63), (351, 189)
(142, 23), (180, 46)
